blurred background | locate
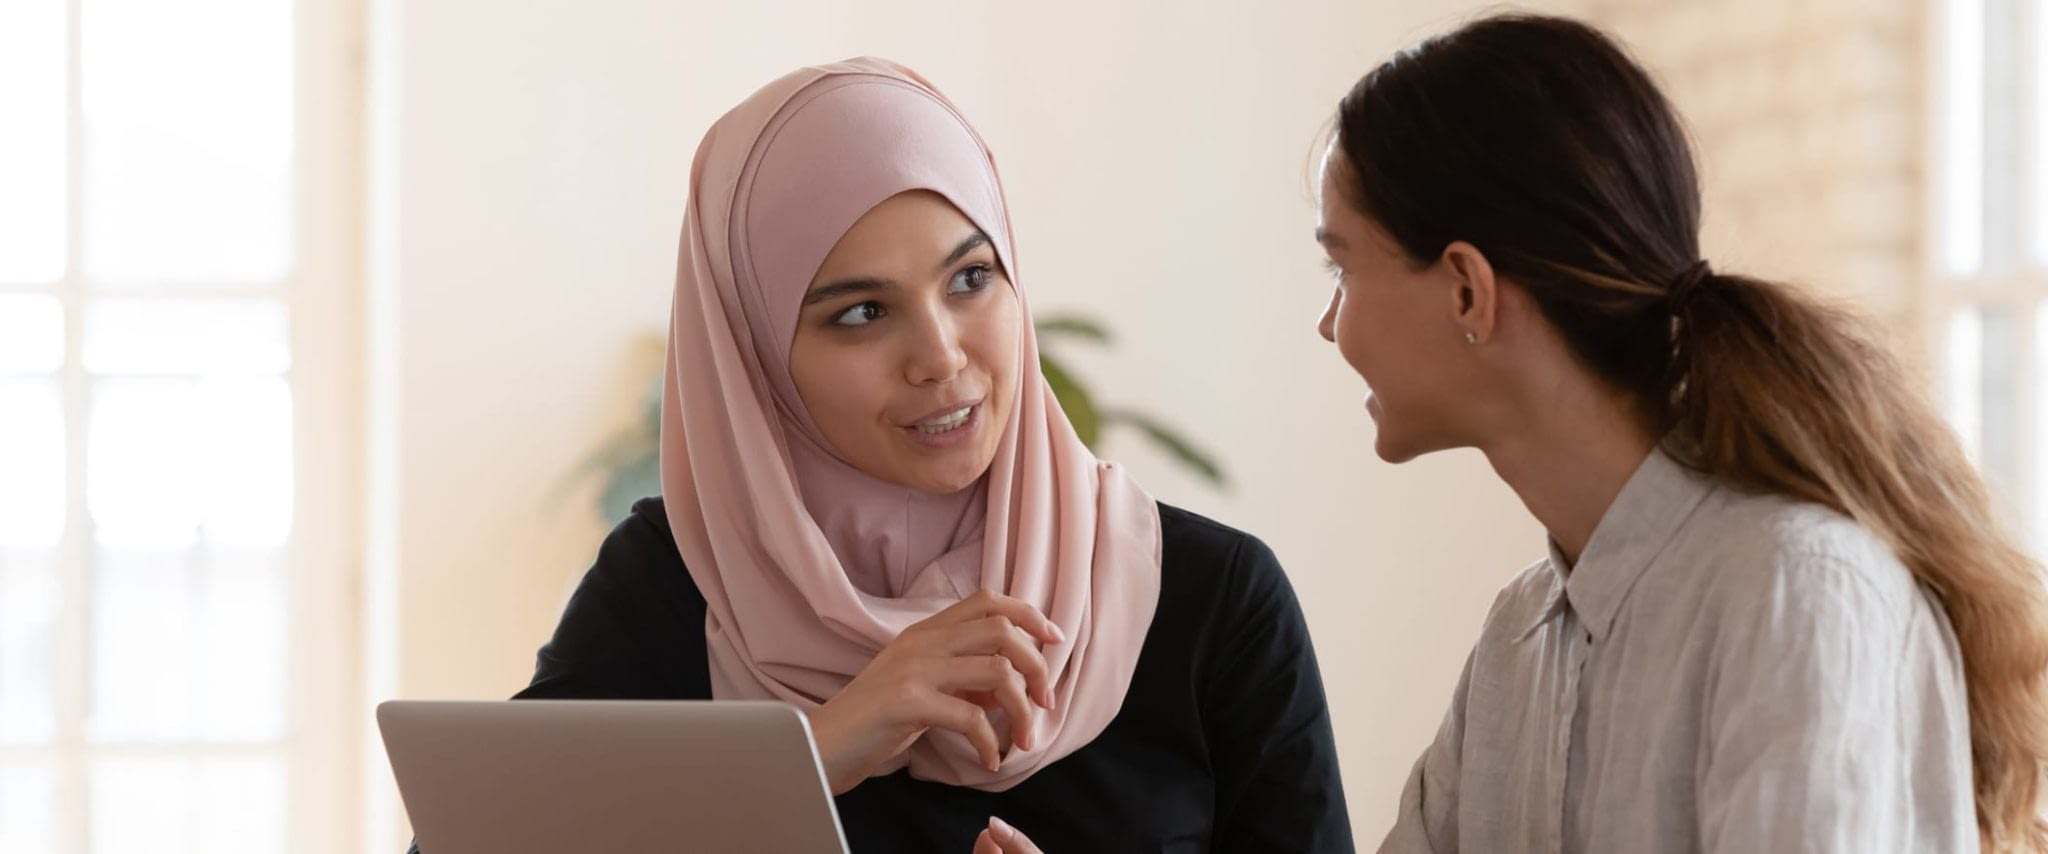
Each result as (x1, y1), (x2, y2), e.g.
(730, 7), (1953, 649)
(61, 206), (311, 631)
(0, 0), (2040, 850)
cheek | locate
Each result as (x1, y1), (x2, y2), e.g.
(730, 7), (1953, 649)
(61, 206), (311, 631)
(1331, 289), (1390, 373)
(792, 347), (887, 436)
(970, 292), (1024, 400)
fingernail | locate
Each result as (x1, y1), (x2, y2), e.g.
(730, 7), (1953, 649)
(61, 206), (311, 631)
(990, 816), (1016, 840)
(1048, 622), (1067, 643)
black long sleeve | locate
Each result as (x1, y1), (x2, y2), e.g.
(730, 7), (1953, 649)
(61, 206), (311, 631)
(1191, 530), (1353, 852)
(404, 498), (1353, 853)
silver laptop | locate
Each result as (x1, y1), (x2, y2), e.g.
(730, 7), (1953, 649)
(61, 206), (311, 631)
(378, 700), (852, 854)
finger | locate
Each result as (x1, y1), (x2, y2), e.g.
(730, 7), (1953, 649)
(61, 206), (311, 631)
(972, 829), (1002, 854)
(925, 692), (1003, 772)
(989, 817), (1043, 853)
(928, 590), (1064, 646)
(934, 655), (1035, 750)
(940, 617), (1054, 709)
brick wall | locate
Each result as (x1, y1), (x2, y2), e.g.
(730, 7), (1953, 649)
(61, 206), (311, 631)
(1547, 0), (1927, 326)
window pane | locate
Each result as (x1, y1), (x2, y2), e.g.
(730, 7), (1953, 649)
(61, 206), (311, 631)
(195, 756), (286, 854)
(2034, 301), (2048, 555)
(0, 553), (61, 745)
(90, 756), (285, 854)
(1945, 305), (2022, 510)
(87, 546), (195, 742)
(0, 380), (65, 547)
(87, 548), (287, 744)
(81, 0), (294, 285)
(89, 380), (203, 548)
(0, 0), (66, 285)
(0, 763), (56, 854)
(91, 758), (189, 853)
(0, 294), (65, 374)
(1944, 308), (1985, 461)
(1941, 0), (1985, 277)
(194, 378), (294, 548)
(197, 547), (286, 740)
(89, 377), (295, 550)
(84, 299), (290, 376)
(2035, 0), (2048, 268)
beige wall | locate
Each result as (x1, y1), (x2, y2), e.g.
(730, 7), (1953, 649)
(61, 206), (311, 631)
(364, 0), (1568, 846)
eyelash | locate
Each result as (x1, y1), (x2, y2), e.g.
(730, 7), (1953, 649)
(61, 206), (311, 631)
(951, 263), (995, 294)
(828, 263), (997, 328)
(1322, 258), (1344, 277)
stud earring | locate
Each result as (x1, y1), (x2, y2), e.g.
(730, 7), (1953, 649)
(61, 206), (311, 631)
(1464, 332), (1477, 344)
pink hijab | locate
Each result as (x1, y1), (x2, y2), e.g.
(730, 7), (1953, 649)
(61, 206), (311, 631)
(659, 58), (1163, 791)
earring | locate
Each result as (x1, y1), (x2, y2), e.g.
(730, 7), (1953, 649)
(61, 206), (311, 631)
(1464, 332), (1477, 344)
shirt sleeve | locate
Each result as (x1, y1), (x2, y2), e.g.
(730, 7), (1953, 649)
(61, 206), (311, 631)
(1197, 534), (1357, 853)
(1697, 553), (1974, 853)
(1377, 648), (1472, 854)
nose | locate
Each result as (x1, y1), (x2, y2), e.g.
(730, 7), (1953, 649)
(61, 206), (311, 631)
(1317, 288), (1340, 343)
(905, 306), (969, 386)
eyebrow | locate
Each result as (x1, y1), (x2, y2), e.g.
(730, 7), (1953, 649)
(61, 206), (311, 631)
(938, 231), (992, 271)
(801, 277), (891, 307)
(801, 230), (996, 307)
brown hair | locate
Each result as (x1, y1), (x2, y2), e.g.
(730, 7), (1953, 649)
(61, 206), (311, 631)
(1336, 13), (2048, 848)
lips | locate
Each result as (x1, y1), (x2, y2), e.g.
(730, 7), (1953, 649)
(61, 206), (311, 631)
(899, 398), (985, 449)
(916, 406), (974, 434)
(901, 397), (985, 430)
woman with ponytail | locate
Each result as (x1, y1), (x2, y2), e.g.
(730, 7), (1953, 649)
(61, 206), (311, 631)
(1314, 14), (2048, 853)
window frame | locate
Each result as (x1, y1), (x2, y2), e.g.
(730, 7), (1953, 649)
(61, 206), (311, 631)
(1923, 0), (2048, 546)
(0, 0), (364, 850)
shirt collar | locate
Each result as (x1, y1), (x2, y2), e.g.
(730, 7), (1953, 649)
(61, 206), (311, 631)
(1520, 446), (1714, 643)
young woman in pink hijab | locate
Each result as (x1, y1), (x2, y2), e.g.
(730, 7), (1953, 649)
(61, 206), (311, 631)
(405, 59), (1352, 853)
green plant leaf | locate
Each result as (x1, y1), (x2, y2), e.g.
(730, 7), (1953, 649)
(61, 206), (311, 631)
(599, 449), (663, 522)
(640, 373), (664, 435)
(1039, 353), (1100, 448)
(1101, 409), (1227, 487)
(1033, 314), (1112, 345)
(549, 425), (658, 508)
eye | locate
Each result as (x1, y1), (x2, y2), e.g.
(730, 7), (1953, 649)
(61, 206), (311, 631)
(831, 302), (885, 327)
(1322, 257), (1344, 278)
(948, 263), (995, 295)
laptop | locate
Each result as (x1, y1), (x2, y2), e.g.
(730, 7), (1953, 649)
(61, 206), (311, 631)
(378, 700), (852, 854)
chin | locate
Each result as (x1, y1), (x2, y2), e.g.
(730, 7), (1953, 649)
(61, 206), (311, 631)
(1373, 436), (1422, 464)
(1370, 419), (1435, 465)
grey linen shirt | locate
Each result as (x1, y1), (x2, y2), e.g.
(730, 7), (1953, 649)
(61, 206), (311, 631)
(1379, 449), (1976, 853)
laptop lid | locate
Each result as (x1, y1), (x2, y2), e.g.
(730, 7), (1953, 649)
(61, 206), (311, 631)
(378, 700), (851, 854)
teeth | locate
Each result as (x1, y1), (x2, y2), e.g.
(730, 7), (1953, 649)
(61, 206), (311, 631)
(918, 407), (972, 434)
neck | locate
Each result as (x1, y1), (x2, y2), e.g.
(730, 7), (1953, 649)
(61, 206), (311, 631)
(1478, 374), (1659, 566)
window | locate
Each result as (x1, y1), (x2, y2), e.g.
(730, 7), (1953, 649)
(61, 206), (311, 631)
(1935, 0), (2048, 547)
(0, 0), (359, 851)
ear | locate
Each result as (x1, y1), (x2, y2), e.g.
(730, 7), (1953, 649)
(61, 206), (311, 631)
(1439, 241), (1498, 344)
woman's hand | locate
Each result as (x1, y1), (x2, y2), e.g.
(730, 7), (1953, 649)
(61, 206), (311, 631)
(809, 590), (1064, 794)
(972, 817), (1044, 853)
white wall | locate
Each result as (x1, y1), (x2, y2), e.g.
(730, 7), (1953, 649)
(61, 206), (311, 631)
(365, 0), (1548, 846)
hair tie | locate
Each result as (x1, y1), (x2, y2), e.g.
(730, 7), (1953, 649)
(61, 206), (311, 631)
(1668, 259), (1714, 313)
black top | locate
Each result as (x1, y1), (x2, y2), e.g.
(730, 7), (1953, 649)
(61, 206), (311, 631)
(411, 498), (1352, 853)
